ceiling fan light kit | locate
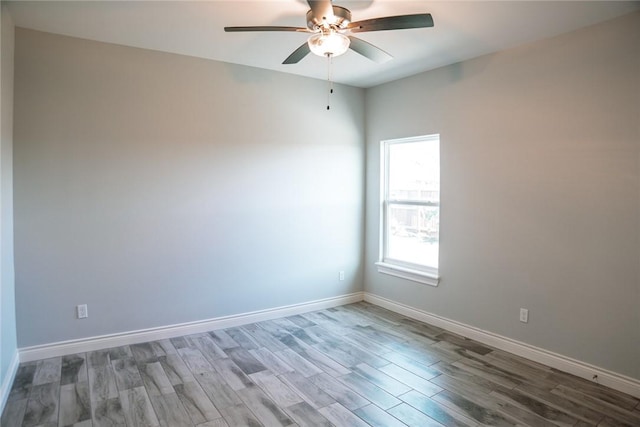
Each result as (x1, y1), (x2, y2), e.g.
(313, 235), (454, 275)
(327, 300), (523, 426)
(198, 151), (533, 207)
(308, 31), (350, 57)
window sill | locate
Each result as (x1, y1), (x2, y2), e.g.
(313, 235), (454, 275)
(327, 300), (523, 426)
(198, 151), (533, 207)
(375, 262), (440, 287)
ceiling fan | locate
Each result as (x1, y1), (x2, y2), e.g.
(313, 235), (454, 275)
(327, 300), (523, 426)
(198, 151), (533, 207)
(224, 0), (434, 64)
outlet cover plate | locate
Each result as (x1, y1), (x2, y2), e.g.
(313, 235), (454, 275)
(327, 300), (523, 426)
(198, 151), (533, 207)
(519, 308), (529, 323)
(77, 304), (88, 319)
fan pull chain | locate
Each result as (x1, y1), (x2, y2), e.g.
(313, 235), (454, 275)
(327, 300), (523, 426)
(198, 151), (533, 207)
(327, 53), (334, 111)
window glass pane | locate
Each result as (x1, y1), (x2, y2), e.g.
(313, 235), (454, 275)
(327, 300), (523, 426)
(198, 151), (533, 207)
(387, 204), (439, 268)
(388, 141), (439, 203)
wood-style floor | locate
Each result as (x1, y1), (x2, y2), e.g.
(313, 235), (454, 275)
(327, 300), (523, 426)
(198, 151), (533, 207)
(2, 302), (640, 427)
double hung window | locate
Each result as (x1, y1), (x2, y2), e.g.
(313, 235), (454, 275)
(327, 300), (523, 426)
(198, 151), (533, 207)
(377, 135), (440, 286)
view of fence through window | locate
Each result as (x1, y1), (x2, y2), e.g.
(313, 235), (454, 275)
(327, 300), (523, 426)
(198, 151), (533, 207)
(386, 136), (440, 269)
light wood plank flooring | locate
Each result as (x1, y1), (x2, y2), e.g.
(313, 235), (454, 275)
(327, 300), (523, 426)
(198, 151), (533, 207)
(2, 302), (639, 426)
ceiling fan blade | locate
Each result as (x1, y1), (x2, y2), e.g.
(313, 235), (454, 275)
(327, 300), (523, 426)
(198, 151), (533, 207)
(283, 42), (311, 64)
(224, 26), (309, 33)
(307, 0), (335, 23)
(348, 13), (434, 33)
(348, 36), (392, 63)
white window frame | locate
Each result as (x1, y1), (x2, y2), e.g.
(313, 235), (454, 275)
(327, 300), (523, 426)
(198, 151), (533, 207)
(376, 134), (440, 287)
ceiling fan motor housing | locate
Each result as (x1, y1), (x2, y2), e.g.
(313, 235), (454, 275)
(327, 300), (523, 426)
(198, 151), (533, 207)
(307, 5), (351, 31)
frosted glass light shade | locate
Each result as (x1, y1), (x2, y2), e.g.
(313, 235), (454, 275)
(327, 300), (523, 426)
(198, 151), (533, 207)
(308, 32), (350, 57)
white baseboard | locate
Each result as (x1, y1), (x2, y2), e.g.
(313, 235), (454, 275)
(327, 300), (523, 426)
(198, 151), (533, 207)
(0, 350), (20, 414)
(364, 292), (640, 399)
(16, 290), (640, 400)
(20, 292), (364, 363)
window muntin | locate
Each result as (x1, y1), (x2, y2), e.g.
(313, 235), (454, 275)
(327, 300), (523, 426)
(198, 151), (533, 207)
(379, 135), (440, 284)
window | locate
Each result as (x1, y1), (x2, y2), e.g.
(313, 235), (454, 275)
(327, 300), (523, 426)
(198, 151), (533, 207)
(377, 134), (440, 286)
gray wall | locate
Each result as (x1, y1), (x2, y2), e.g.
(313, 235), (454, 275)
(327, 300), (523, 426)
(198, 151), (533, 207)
(365, 12), (640, 379)
(14, 29), (365, 347)
(0, 3), (17, 389)
(11, 9), (640, 384)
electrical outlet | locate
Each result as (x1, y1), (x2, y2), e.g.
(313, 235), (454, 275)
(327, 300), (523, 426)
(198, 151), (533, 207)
(519, 308), (529, 323)
(339, 271), (345, 281)
(77, 304), (88, 319)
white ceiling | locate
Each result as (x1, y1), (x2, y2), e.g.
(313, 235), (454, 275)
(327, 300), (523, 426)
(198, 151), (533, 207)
(7, 1), (640, 88)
